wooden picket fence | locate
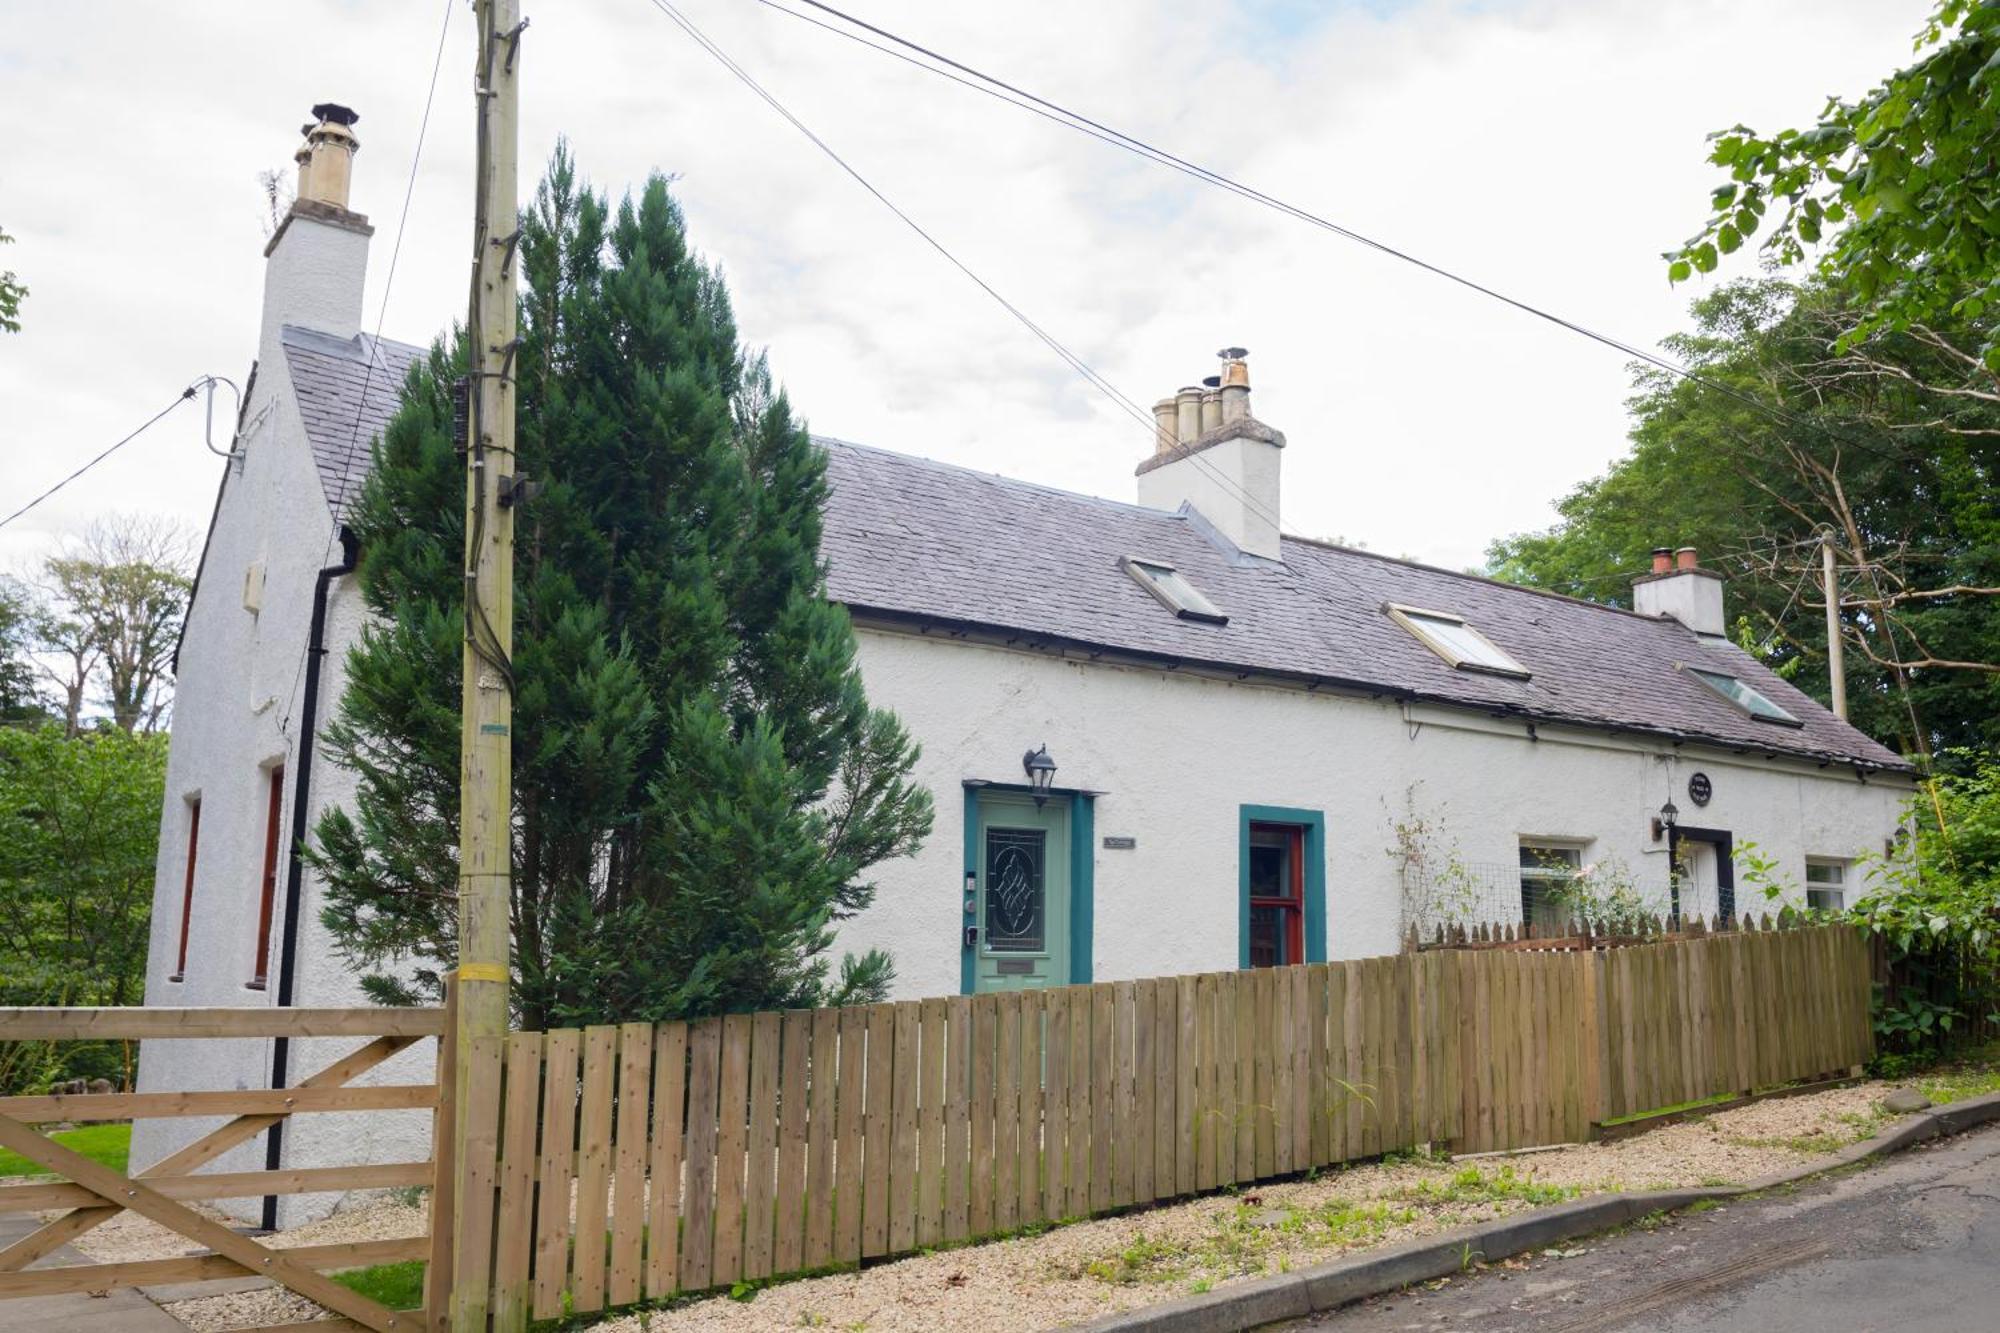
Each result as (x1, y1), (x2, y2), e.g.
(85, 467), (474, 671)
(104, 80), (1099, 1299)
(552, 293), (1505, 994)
(451, 919), (1871, 1320)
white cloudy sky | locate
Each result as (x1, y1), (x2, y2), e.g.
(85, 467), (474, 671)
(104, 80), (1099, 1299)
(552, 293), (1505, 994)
(1, 0), (1927, 576)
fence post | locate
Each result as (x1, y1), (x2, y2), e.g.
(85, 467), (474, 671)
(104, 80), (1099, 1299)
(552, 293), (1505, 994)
(426, 980), (458, 1331)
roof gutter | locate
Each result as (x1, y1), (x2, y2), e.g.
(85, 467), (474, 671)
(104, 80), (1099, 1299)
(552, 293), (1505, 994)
(262, 526), (359, 1231)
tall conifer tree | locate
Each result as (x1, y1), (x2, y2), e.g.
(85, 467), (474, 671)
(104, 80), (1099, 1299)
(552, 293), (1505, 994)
(310, 148), (932, 1027)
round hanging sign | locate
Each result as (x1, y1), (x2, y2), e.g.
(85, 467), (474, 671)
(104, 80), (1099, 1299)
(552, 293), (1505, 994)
(1688, 771), (1713, 806)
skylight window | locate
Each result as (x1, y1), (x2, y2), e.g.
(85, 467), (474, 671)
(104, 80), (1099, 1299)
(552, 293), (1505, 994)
(1386, 604), (1530, 678)
(1685, 666), (1802, 726)
(1121, 557), (1227, 624)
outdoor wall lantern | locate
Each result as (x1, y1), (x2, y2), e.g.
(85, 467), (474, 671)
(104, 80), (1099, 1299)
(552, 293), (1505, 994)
(1651, 797), (1679, 843)
(1023, 744), (1058, 806)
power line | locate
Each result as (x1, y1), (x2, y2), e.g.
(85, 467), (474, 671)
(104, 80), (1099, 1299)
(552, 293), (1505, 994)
(642, 0), (1285, 532)
(281, 0), (455, 740)
(0, 387), (198, 533)
(749, 0), (1915, 472)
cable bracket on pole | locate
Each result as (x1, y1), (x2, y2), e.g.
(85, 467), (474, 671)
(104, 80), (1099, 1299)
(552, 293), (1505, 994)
(491, 227), (523, 278)
(491, 336), (522, 384)
(499, 17), (529, 72)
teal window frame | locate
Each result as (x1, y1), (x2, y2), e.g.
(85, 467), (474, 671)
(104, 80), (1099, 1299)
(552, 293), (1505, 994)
(962, 785), (1095, 995)
(1238, 804), (1327, 969)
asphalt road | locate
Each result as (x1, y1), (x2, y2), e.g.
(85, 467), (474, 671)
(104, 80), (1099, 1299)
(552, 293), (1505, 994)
(1287, 1119), (2000, 1333)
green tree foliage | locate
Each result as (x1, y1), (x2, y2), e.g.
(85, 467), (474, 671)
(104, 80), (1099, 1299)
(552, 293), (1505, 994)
(0, 224), (25, 335)
(0, 727), (166, 1092)
(1489, 280), (2000, 763)
(308, 148), (933, 1030)
(1847, 755), (2000, 1058)
(0, 578), (43, 725)
(1667, 1), (2000, 364)
(38, 517), (193, 734)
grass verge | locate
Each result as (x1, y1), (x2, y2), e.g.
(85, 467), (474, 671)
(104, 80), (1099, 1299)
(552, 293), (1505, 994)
(0, 1121), (129, 1178)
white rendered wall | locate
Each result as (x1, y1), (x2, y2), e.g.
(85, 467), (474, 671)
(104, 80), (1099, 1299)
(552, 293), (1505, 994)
(135, 212), (431, 1226)
(834, 626), (1913, 1000)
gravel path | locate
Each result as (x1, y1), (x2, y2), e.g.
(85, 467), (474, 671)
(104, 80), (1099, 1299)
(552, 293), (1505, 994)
(596, 1081), (1896, 1333)
(38, 1079), (1895, 1332)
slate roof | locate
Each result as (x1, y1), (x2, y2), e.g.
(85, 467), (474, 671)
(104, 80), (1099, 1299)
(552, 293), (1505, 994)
(282, 324), (425, 523)
(818, 439), (1911, 772)
(282, 332), (1906, 772)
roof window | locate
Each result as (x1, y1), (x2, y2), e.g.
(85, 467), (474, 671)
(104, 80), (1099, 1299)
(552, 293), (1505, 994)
(1121, 557), (1227, 624)
(1685, 666), (1802, 726)
(1386, 603), (1530, 678)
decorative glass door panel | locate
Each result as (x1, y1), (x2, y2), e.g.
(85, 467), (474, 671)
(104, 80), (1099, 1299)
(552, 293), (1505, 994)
(975, 793), (1069, 993)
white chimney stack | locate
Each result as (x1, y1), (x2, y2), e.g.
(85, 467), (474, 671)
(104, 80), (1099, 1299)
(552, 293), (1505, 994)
(259, 103), (373, 351)
(1633, 545), (1726, 637)
(1136, 347), (1285, 561)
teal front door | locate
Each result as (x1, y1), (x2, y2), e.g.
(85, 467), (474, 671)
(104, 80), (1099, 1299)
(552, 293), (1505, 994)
(974, 792), (1070, 993)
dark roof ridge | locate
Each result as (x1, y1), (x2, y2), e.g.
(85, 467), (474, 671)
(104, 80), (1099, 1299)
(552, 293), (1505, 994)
(280, 323), (426, 361)
(1280, 531), (1671, 628)
(813, 435), (1185, 525)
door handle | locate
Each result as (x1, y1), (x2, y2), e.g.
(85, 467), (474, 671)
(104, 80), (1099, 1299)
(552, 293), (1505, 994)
(963, 925), (978, 948)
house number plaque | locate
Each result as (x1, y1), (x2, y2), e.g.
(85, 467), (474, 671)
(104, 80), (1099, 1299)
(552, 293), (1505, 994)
(1102, 835), (1136, 849)
(1688, 771), (1713, 806)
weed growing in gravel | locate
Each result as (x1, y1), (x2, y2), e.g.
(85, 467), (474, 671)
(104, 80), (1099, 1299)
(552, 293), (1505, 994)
(1391, 1165), (1575, 1209)
(1914, 1049), (2000, 1105)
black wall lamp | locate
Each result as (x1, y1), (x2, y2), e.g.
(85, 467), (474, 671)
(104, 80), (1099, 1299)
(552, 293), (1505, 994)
(1651, 796), (1679, 843)
(1023, 745), (1058, 806)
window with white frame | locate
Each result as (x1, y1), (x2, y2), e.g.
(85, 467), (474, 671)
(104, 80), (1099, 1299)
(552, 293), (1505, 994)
(1121, 557), (1228, 624)
(1518, 843), (1582, 934)
(1805, 858), (1847, 912)
(1388, 604), (1531, 678)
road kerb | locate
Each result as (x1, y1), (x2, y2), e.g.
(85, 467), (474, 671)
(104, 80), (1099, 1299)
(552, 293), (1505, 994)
(1065, 1091), (2000, 1333)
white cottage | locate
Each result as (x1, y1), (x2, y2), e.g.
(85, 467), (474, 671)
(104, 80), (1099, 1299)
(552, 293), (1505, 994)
(140, 108), (1914, 1221)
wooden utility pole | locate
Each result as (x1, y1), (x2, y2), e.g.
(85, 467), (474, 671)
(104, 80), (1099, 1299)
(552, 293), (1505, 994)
(453, 0), (521, 1328)
(1821, 531), (1847, 721)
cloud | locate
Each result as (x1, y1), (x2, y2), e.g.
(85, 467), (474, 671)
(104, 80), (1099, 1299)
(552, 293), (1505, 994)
(0, 0), (1930, 577)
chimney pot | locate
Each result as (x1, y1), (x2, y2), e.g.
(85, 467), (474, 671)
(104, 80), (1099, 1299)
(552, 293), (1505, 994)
(1175, 386), (1203, 445)
(1651, 547), (1672, 574)
(1675, 546), (1698, 571)
(298, 104), (361, 210)
(1199, 383), (1222, 435)
(1152, 398), (1177, 456)
(1217, 347), (1251, 422)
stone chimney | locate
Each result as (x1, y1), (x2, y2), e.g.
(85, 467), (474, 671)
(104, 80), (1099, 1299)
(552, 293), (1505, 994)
(260, 104), (372, 352)
(1137, 348), (1285, 560)
(1633, 545), (1725, 637)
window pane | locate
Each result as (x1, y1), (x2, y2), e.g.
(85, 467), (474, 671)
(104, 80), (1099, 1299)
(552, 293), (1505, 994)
(1249, 904), (1286, 967)
(1249, 826), (1296, 900)
(1805, 861), (1845, 886)
(985, 827), (1047, 952)
(1807, 887), (1845, 911)
(1688, 667), (1800, 725)
(1518, 845), (1580, 933)
(1400, 609), (1529, 676)
(1127, 559), (1227, 623)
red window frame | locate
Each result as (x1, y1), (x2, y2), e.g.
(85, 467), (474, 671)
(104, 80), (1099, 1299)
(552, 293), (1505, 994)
(170, 798), (201, 982)
(1248, 822), (1305, 968)
(250, 766), (284, 988)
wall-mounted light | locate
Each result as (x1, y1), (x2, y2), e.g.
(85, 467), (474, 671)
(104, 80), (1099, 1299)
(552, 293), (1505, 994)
(1023, 745), (1058, 807)
(1651, 797), (1679, 843)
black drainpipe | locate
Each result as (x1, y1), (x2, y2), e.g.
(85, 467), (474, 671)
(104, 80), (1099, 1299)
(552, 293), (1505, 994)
(262, 527), (360, 1231)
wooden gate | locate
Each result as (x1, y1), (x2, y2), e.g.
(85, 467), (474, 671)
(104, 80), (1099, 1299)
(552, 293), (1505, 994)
(0, 1005), (446, 1332)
